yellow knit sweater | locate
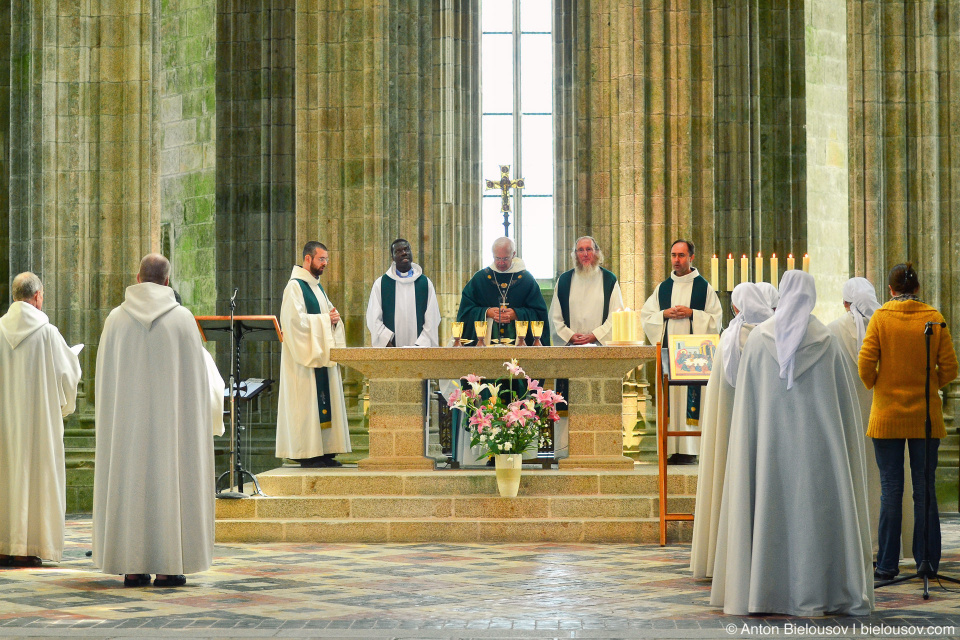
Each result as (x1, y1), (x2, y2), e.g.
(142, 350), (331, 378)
(858, 299), (958, 439)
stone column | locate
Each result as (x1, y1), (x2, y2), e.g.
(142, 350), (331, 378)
(9, 0), (159, 408)
(805, 0), (849, 323)
(847, 0), (960, 428)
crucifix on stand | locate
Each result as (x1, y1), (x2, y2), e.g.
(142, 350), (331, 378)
(485, 164), (524, 236)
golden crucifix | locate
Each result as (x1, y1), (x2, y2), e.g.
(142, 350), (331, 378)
(485, 164), (524, 236)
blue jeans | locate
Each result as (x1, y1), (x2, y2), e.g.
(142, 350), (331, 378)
(873, 438), (940, 576)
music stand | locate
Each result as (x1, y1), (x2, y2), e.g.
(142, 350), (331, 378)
(196, 314), (282, 499)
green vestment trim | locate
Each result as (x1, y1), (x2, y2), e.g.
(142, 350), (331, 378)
(657, 274), (710, 424)
(380, 274), (429, 343)
(295, 278), (333, 429)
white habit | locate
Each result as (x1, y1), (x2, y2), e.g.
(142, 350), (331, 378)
(277, 265), (351, 459)
(93, 283), (224, 575)
(689, 325), (753, 579)
(710, 290), (873, 614)
(548, 267), (624, 345)
(366, 263), (441, 347)
(0, 302), (81, 561)
(829, 310), (913, 557)
(640, 268), (722, 455)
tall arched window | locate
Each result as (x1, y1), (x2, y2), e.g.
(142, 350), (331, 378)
(481, 0), (554, 279)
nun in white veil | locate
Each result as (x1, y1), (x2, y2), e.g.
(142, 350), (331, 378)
(828, 277), (913, 559)
(710, 271), (873, 616)
(690, 283), (772, 579)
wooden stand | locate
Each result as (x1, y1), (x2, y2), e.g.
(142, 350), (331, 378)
(656, 341), (702, 545)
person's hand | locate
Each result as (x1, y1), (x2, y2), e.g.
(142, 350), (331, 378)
(498, 308), (517, 323)
(673, 305), (693, 319)
(570, 333), (596, 345)
(330, 307), (341, 325)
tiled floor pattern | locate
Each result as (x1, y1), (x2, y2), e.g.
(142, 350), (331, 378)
(0, 518), (959, 638)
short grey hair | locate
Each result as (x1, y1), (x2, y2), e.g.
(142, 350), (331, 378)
(138, 253), (171, 285)
(491, 236), (516, 254)
(12, 272), (42, 301)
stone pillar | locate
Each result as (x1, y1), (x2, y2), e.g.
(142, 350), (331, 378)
(805, 0), (849, 323)
(848, 0), (960, 427)
(575, 0), (714, 309)
(0, 2), (9, 305)
(9, 0), (159, 407)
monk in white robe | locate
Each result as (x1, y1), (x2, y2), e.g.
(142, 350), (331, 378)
(640, 240), (722, 462)
(711, 270), (873, 616)
(690, 283), (771, 579)
(549, 236), (624, 346)
(366, 238), (440, 347)
(94, 254), (224, 587)
(277, 242), (351, 467)
(0, 273), (81, 567)
(828, 277), (913, 558)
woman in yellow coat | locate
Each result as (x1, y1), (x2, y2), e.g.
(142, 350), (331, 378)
(858, 263), (958, 581)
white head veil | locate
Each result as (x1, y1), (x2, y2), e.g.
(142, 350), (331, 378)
(842, 277), (881, 353)
(774, 270), (817, 390)
(721, 283), (774, 387)
(756, 282), (780, 310)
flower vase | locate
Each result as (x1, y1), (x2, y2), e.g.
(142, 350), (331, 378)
(494, 454), (522, 497)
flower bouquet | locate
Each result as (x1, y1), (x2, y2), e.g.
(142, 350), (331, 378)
(447, 359), (565, 496)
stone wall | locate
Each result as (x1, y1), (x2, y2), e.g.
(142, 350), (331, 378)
(160, 0), (217, 315)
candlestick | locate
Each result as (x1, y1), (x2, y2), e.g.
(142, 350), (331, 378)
(726, 254), (734, 292)
(740, 254), (749, 285)
(710, 255), (719, 291)
(754, 252), (763, 284)
(770, 254), (779, 289)
(802, 253), (810, 272)
(786, 253), (795, 271)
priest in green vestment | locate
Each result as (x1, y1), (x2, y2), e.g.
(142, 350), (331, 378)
(456, 237), (551, 346)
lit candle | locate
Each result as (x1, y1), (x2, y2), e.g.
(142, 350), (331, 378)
(726, 254), (734, 291)
(787, 253), (795, 271)
(710, 255), (719, 291)
(770, 253), (779, 288)
(740, 254), (749, 285)
(754, 252), (763, 284)
(802, 253), (810, 272)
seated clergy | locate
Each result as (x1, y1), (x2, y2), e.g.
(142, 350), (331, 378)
(690, 282), (771, 579)
(710, 270), (873, 616)
(366, 238), (440, 347)
(0, 273), (81, 568)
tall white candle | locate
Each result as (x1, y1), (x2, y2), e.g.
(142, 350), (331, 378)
(770, 254), (779, 288)
(787, 253), (795, 271)
(802, 253), (810, 272)
(754, 252), (763, 284)
(710, 255), (719, 291)
(740, 255), (749, 285)
(726, 254), (734, 291)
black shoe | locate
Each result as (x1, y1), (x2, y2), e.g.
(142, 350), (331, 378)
(874, 568), (897, 581)
(124, 574), (151, 587)
(666, 453), (680, 465)
(154, 575), (186, 587)
(486, 457), (495, 467)
(676, 454), (698, 465)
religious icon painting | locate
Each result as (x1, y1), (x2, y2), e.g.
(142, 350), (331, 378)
(667, 334), (719, 382)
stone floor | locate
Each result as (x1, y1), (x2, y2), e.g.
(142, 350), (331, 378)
(1, 518), (960, 639)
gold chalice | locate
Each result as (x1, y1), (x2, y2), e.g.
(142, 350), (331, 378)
(452, 321), (464, 347)
(514, 321), (529, 347)
(531, 320), (544, 347)
(474, 321), (489, 347)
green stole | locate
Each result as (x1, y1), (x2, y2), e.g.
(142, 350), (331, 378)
(556, 267), (618, 329)
(295, 279), (333, 429)
(379, 273), (429, 343)
(658, 273), (709, 424)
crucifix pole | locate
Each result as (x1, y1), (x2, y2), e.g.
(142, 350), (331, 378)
(485, 164), (524, 237)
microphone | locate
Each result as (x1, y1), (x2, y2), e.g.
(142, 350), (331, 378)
(231, 288), (239, 303)
(924, 321), (946, 335)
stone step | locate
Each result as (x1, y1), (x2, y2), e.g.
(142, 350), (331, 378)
(215, 494), (693, 520)
(251, 468), (698, 497)
(215, 517), (693, 544)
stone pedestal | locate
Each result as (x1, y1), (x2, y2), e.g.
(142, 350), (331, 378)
(331, 346), (654, 471)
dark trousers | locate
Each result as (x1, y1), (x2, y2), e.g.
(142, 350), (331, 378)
(873, 437), (940, 575)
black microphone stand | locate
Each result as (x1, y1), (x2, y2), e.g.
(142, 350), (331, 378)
(876, 321), (960, 599)
(216, 288), (265, 499)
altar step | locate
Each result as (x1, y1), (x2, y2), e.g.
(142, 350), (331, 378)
(215, 467), (697, 544)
